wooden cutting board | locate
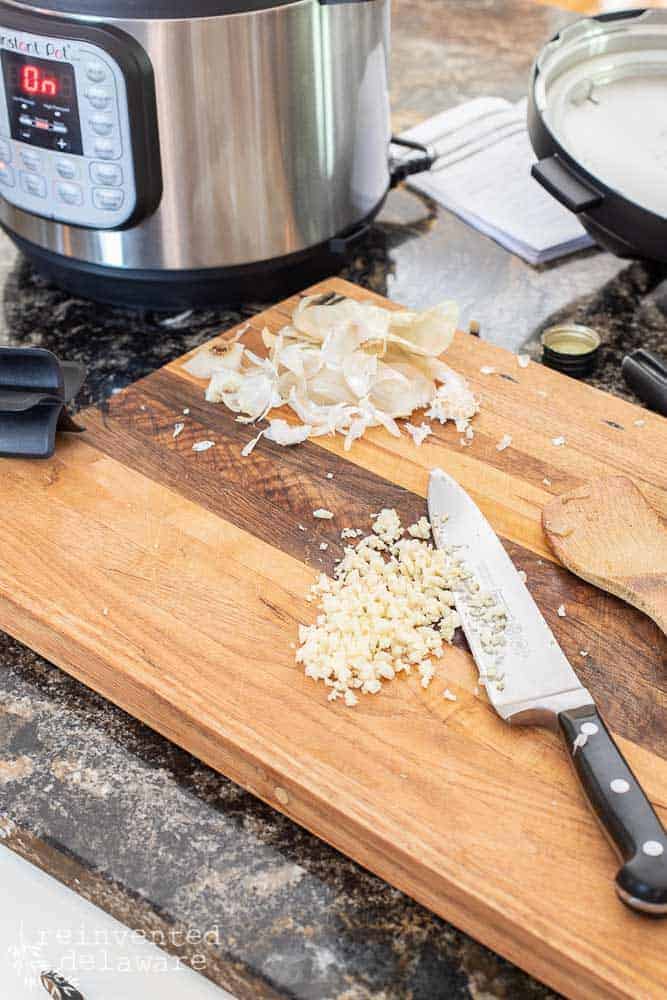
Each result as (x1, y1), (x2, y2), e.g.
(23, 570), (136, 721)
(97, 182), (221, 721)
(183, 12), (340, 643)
(1, 277), (666, 1000)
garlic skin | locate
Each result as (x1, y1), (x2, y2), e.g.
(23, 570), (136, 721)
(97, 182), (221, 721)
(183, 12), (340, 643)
(183, 296), (479, 454)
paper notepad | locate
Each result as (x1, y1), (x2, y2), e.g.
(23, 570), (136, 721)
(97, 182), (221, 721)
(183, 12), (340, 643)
(400, 97), (594, 265)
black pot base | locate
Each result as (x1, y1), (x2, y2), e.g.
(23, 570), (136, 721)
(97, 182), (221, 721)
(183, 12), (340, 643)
(2, 216), (378, 311)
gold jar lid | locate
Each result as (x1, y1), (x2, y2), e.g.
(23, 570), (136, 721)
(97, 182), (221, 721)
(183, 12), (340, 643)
(541, 324), (601, 357)
(540, 324), (601, 378)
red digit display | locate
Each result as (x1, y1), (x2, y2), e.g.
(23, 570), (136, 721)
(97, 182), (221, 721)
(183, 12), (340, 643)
(1, 50), (83, 155)
(20, 64), (59, 97)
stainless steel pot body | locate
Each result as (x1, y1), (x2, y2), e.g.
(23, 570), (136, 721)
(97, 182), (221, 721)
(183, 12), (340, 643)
(0, 0), (391, 271)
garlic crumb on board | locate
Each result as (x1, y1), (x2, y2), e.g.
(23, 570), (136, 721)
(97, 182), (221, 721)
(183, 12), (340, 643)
(496, 433), (512, 452)
(408, 516), (432, 540)
(517, 354), (530, 368)
(418, 660), (435, 689)
(241, 430), (264, 457)
(633, 418), (645, 427)
(173, 422), (185, 439)
(313, 508), (334, 520)
(192, 440), (215, 452)
(551, 436), (566, 447)
(518, 570), (527, 583)
(557, 604), (567, 617)
(443, 689), (457, 702)
(480, 365), (495, 376)
(405, 422), (432, 447)
(372, 508), (403, 544)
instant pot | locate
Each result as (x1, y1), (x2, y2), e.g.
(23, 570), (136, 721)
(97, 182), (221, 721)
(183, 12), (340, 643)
(0, 0), (394, 307)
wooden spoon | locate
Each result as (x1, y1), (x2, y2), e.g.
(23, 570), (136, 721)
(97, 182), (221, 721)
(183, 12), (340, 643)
(543, 476), (667, 634)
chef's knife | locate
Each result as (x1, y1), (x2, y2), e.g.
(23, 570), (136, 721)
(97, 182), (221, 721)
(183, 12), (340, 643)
(428, 467), (667, 915)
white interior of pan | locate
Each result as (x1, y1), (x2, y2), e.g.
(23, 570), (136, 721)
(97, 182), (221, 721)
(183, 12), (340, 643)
(536, 20), (667, 217)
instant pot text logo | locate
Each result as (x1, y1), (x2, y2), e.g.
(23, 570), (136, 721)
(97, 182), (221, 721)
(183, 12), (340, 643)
(0, 35), (71, 60)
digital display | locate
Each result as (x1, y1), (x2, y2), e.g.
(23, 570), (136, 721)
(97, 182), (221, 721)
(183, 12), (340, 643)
(1, 50), (82, 155)
(20, 63), (62, 98)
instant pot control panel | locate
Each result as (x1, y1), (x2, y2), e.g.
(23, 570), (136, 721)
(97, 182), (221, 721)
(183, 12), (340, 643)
(0, 13), (161, 230)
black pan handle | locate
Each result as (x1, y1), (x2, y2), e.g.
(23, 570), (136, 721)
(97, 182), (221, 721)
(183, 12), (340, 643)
(559, 704), (667, 915)
(622, 349), (667, 416)
(532, 155), (603, 214)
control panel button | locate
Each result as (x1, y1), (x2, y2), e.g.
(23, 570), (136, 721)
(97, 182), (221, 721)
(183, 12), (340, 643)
(86, 87), (112, 110)
(93, 187), (124, 211)
(90, 161), (123, 187)
(89, 114), (114, 137)
(0, 139), (12, 163)
(86, 61), (107, 84)
(55, 181), (83, 206)
(20, 171), (47, 198)
(20, 150), (41, 172)
(93, 138), (120, 160)
(56, 159), (78, 180)
(0, 163), (15, 187)
(19, 114), (67, 135)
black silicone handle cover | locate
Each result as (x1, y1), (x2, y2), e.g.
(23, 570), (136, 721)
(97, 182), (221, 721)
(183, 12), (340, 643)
(559, 705), (667, 915)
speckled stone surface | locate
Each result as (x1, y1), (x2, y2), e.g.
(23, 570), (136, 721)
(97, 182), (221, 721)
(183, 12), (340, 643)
(0, 1), (666, 998)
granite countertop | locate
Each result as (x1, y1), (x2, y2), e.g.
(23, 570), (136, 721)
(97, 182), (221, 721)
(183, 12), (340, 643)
(1, 2), (666, 998)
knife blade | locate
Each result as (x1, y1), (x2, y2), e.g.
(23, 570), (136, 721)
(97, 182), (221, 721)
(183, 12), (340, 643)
(428, 467), (667, 915)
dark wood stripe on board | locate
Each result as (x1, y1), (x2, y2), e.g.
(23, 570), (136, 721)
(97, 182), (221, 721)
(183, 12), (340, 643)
(82, 367), (667, 761)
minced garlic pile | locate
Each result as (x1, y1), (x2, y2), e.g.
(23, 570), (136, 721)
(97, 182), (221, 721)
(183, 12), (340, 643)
(297, 509), (463, 706)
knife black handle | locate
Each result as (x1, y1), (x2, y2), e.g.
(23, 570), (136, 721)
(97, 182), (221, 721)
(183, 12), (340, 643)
(559, 704), (667, 916)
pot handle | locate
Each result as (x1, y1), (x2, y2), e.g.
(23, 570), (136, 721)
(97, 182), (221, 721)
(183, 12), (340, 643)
(389, 136), (436, 188)
(532, 155), (603, 214)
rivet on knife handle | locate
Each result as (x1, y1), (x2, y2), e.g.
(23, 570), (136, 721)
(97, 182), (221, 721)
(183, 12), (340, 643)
(559, 705), (667, 915)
